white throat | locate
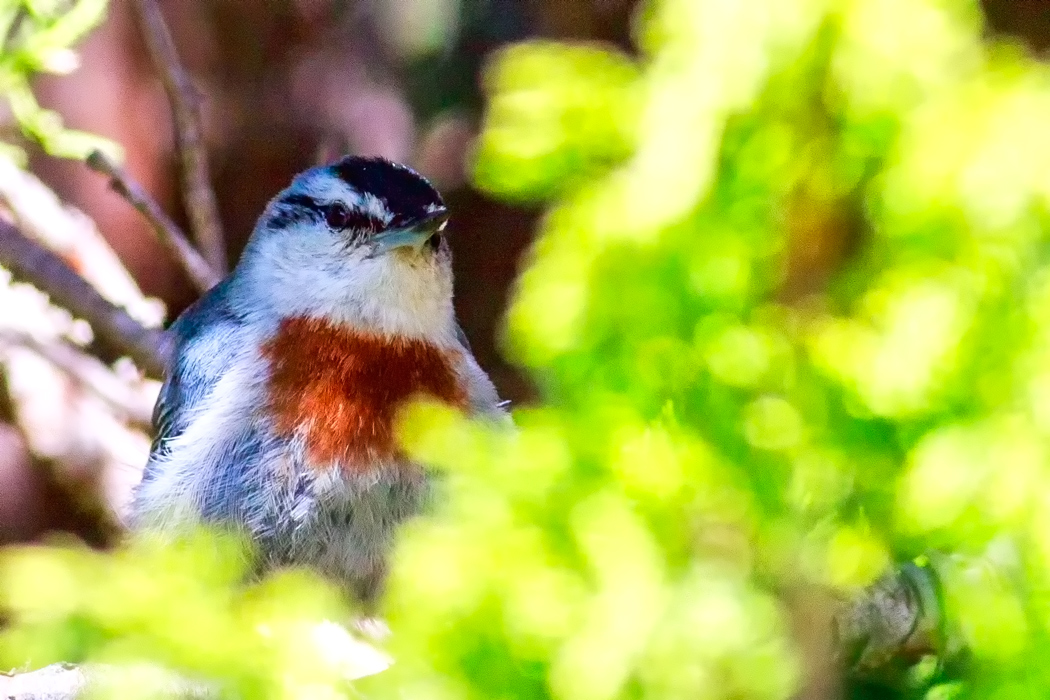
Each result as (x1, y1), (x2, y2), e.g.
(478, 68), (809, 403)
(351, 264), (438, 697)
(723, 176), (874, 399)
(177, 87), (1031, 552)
(232, 231), (457, 343)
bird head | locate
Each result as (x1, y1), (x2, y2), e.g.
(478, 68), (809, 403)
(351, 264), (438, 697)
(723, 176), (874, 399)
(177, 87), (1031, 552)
(232, 156), (455, 341)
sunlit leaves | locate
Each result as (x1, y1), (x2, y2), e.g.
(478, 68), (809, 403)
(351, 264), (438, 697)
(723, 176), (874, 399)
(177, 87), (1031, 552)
(0, 0), (121, 159)
(0, 530), (357, 699)
(473, 42), (642, 201)
(405, 0), (1050, 696)
(7, 0), (1050, 696)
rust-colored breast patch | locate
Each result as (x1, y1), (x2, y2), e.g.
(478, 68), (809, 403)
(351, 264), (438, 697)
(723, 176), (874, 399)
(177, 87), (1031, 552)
(261, 317), (468, 470)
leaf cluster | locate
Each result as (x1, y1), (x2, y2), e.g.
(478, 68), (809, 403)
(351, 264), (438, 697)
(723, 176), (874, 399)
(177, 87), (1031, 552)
(0, 0), (119, 161)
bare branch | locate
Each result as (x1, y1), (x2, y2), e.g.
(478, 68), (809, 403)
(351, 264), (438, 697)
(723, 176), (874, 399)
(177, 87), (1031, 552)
(0, 157), (165, 328)
(0, 663), (213, 700)
(130, 0), (227, 274)
(834, 557), (966, 689)
(0, 663), (90, 700)
(87, 150), (220, 294)
(0, 331), (155, 429)
(0, 219), (169, 379)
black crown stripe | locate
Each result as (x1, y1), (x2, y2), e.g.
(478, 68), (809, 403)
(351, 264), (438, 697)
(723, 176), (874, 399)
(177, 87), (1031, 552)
(329, 156), (444, 224)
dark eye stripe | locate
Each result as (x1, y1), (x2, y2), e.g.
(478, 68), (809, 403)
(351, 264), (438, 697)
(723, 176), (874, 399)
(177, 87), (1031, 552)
(269, 194), (385, 233)
(341, 210), (384, 232)
(269, 194), (321, 230)
(282, 194), (322, 211)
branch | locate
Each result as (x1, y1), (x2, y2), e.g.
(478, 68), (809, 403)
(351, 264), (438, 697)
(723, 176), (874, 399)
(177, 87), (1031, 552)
(0, 663), (90, 700)
(86, 150), (220, 293)
(0, 663), (213, 700)
(130, 0), (227, 274)
(0, 156), (164, 328)
(0, 330), (155, 429)
(834, 555), (970, 689)
(0, 219), (169, 379)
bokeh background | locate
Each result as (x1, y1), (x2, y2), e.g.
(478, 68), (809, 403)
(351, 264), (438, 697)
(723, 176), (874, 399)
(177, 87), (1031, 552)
(5, 0), (1049, 543)
(5, 0), (1050, 698)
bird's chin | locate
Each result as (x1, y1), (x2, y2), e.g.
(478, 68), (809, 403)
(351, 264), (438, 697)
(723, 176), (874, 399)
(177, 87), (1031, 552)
(386, 235), (447, 265)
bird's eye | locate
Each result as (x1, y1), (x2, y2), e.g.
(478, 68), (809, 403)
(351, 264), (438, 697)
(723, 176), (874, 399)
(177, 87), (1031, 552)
(324, 202), (353, 230)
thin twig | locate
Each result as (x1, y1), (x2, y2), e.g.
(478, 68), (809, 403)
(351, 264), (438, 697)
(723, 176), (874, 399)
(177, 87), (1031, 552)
(86, 150), (220, 293)
(0, 157), (165, 329)
(0, 219), (169, 379)
(0, 330), (155, 429)
(130, 0), (227, 274)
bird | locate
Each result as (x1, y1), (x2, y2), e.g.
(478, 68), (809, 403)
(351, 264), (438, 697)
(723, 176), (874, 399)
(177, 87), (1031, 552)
(128, 155), (506, 608)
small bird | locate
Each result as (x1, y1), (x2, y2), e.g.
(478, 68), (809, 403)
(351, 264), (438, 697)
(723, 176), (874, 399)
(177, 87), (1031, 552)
(129, 156), (505, 607)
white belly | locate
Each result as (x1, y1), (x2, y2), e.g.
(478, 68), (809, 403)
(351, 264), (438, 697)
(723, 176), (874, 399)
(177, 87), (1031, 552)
(261, 464), (429, 602)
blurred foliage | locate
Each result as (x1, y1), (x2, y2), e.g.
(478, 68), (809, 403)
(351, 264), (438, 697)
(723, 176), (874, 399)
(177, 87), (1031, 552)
(0, 0), (120, 161)
(4, 0), (1050, 698)
(389, 0), (1050, 698)
(0, 530), (358, 698)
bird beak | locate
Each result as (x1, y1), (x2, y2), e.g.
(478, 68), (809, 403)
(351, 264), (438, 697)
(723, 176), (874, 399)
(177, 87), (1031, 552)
(373, 208), (449, 254)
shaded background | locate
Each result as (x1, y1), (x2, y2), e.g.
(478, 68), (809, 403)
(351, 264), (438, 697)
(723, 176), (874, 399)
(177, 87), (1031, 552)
(4, 0), (1050, 554)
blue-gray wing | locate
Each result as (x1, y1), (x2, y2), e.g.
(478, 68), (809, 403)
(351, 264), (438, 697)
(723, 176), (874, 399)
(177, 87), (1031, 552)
(452, 319), (511, 418)
(140, 279), (245, 486)
(454, 321), (474, 356)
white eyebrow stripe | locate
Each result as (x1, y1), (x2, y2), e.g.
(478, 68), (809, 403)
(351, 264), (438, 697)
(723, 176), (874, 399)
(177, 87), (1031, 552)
(359, 193), (393, 223)
(300, 175), (393, 223)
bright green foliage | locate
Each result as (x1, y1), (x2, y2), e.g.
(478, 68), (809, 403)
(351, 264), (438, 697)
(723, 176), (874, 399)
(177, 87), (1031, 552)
(0, 531), (354, 698)
(0, 0), (120, 161)
(4, 0), (1050, 698)
(380, 0), (1050, 698)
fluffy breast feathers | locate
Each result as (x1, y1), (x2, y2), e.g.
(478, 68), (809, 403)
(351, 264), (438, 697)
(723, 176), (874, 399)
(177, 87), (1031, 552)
(261, 316), (469, 470)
